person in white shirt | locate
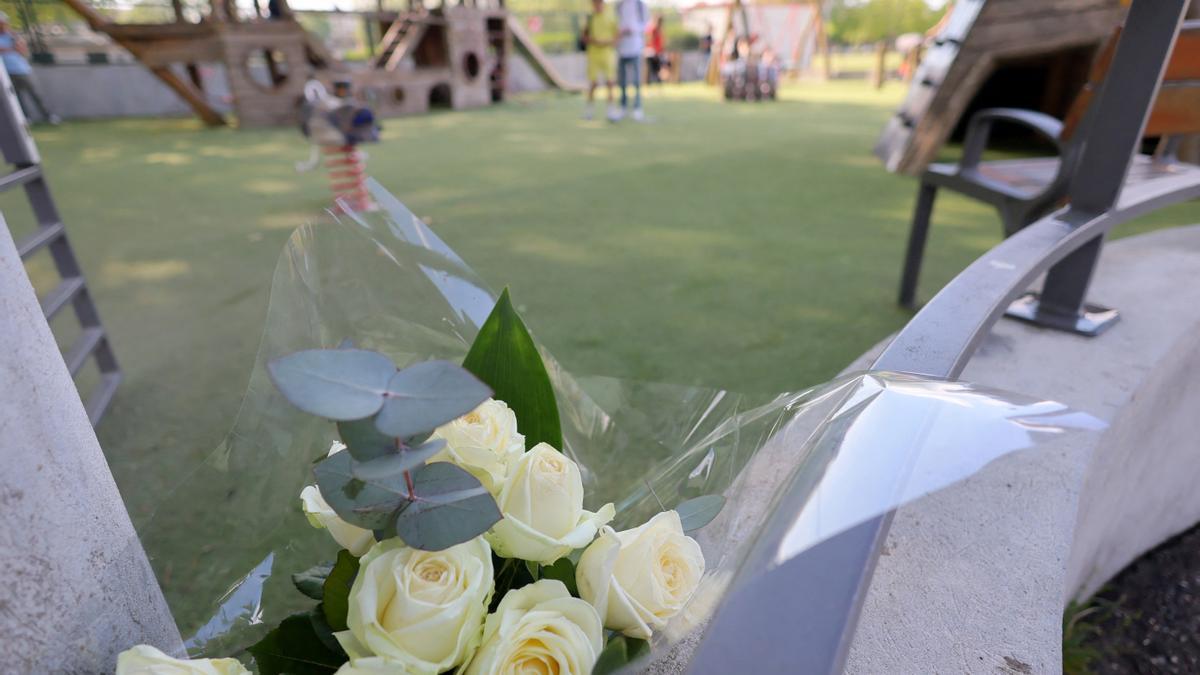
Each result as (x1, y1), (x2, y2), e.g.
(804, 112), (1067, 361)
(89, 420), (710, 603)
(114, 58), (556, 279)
(615, 0), (647, 121)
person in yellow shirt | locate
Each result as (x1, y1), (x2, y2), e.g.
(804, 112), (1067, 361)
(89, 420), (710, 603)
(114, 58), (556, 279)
(583, 0), (619, 121)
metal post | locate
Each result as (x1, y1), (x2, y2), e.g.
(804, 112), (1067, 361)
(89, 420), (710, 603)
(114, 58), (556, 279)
(1006, 0), (1188, 335)
(0, 67), (122, 423)
(898, 182), (937, 308)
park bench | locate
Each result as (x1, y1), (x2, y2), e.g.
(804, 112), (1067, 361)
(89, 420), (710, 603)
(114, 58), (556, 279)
(688, 2), (1200, 672)
(896, 19), (1200, 319)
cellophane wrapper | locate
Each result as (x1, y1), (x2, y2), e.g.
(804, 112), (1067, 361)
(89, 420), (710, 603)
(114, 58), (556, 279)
(131, 182), (1104, 666)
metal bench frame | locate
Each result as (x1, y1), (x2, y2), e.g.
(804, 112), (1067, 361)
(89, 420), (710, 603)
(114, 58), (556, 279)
(896, 19), (1200, 336)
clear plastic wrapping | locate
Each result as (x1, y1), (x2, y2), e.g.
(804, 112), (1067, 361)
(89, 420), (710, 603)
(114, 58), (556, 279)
(126, 181), (1103, 666)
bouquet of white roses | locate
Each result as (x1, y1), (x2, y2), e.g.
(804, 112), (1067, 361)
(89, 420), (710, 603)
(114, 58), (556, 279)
(119, 287), (722, 675)
(110, 183), (1105, 675)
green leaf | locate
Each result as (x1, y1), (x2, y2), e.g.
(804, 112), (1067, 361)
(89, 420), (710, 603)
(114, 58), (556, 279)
(625, 637), (650, 662)
(675, 494), (726, 532)
(375, 360), (493, 439)
(248, 612), (345, 675)
(268, 349), (396, 421)
(592, 636), (628, 675)
(337, 417), (398, 462)
(491, 555), (536, 612)
(350, 439), (446, 481)
(541, 557), (579, 597)
(322, 550), (360, 633)
(308, 605), (346, 656)
(592, 635), (650, 675)
(525, 559), (540, 581)
(394, 462), (502, 551)
(463, 288), (563, 449)
(292, 562), (334, 600)
(313, 450), (406, 530)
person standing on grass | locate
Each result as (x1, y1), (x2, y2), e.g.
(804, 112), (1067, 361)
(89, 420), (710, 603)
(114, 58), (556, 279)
(0, 12), (58, 125)
(646, 14), (666, 85)
(698, 22), (713, 79)
(582, 0), (619, 122)
(615, 0), (647, 121)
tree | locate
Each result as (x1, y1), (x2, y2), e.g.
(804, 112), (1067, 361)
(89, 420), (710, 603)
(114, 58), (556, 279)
(827, 0), (942, 45)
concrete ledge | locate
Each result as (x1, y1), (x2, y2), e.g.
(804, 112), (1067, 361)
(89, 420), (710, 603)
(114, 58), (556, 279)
(846, 225), (1200, 673)
(0, 219), (182, 669)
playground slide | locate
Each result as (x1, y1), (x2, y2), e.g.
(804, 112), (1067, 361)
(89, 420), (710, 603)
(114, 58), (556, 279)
(507, 16), (583, 92)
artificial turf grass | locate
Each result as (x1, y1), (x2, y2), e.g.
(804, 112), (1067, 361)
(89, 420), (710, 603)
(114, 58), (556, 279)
(11, 80), (1200, 634)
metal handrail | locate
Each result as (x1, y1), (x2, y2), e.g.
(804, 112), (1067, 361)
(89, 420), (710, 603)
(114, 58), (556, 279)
(874, 171), (1200, 378)
(688, 1), (1194, 673)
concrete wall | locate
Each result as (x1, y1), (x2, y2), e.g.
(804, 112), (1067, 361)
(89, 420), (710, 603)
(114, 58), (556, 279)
(28, 51), (706, 121)
(845, 225), (1200, 673)
(32, 63), (232, 121)
(0, 217), (182, 670)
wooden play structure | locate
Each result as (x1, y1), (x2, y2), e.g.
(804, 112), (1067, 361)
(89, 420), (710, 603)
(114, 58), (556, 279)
(682, 0), (828, 85)
(874, 0), (1126, 175)
(57, 0), (573, 127)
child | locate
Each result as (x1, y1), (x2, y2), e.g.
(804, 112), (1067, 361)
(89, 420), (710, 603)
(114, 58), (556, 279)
(583, 0), (619, 122)
(616, 0), (648, 121)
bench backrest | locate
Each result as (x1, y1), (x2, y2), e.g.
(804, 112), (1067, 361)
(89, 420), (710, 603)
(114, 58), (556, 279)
(1063, 19), (1200, 141)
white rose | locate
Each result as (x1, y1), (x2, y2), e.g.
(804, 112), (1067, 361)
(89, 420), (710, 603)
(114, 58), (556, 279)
(485, 443), (615, 564)
(333, 657), (401, 674)
(464, 580), (603, 675)
(116, 645), (249, 675)
(430, 398), (525, 494)
(334, 537), (493, 675)
(576, 510), (705, 639)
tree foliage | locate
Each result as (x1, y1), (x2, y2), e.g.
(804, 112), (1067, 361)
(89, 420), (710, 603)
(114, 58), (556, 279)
(827, 0), (943, 45)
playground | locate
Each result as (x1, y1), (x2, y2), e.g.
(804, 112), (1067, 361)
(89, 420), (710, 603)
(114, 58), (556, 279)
(6, 80), (1196, 491)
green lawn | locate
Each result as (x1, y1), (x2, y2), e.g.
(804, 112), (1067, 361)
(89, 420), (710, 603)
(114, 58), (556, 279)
(9, 80), (1198, 644)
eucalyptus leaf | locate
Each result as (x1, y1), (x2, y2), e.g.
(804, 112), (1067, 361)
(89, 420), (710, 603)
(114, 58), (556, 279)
(463, 288), (563, 449)
(268, 349), (396, 421)
(540, 557), (578, 597)
(394, 462), (502, 551)
(337, 417), (398, 462)
(375, 360), (492, 439)
(313, 450), (406, 530)
(291, 562), (334, 600)
(248, 612), (345, 675)
(322, 550), (360, 633)
(350, 439), (446, 481)
(675, 494), (726, 532)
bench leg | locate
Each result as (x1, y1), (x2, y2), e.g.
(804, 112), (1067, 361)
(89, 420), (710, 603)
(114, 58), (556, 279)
(898, 182), (937, 308)
(1004, 234), (1120, 336)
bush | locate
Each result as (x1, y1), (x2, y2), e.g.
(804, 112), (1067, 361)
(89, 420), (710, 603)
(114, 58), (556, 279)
(665, 26), (700, 51)
(533, 30), (578, 54)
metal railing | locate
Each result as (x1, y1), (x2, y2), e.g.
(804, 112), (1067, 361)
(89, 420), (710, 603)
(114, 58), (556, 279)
(688, 1), (1199, 673)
